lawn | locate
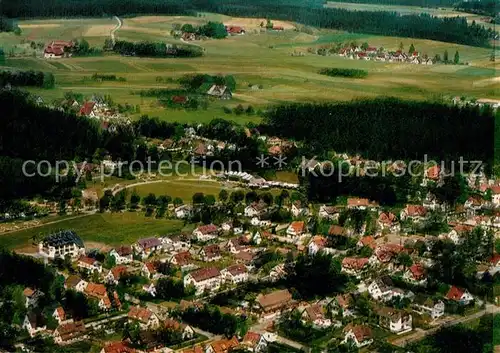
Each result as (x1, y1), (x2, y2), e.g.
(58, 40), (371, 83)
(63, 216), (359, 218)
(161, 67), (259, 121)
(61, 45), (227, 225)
(128, 180), (242, 200)
(0, 14), (498, 125)
(0, 213), (186, 250)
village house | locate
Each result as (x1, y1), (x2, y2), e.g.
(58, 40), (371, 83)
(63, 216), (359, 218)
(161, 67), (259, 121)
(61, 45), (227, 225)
(128, 306), (160, 330)
(331, 294), (354, 317)
(256, 289), (295, 319)
(163, 235), (190, 251)
(77, 255), (103, 274)
(226, 236), (250, 254)
(412, 295), (445, 319)
(342, 324), (373, 348)
(240, 331), (268, 353)
(53, 320), (87, 345)
(400, 204), (427, 222)
(143, 282), (157, 297)
(226, 25), (246, 35)
(52, 307), (66, 324)
(171, 251), (195, 270)
(234, 250), (257, 265)
(163, 318), (195, 339)
(268, 263), (286, 282)
(464, 195), (486, 214)
(357, 235), (376, 250)
(244, 200), (269, 218)
(373, 243), (405, 264)
(39, 230), (85, 259)
(221, 264), (249, 284)
(23, 287), (43, 308)
(105, 265), (127, 285)
(368, 276), (404, 301)
(193, 224), (219, 242)
(79, 101), (98, 117)
(84, 283), (112, 311)
(109, 246), (133, 264)
(377, 308), (412, 334)
(403, 263), (427, 285)
(347, 198), (378, 210)
(142, 261), (160, 279)
(291, 200), (309, 217)
(328, 225), (346, 237)
(286, 221), (306, 237)
(44, 40), (74, 59)
(341, 257), (370, 277)
(302, 303), (331, 328)
(422, 165), (442, 186)
(205, 337), (239, 353)
(446, 286), (474, 305)
(65, 275), (88, 292)
(100, 341), (136, 353)
(184, 267), (222, 295)
(207, 85), (232, 100)
(23, 313), (46, 337)
(175, 204), (193, 219)
(308, 235), (328, 255)
(134, 237), (162, 258)
(200, 244), (222, 262)
(318, 205), (341, 221)
(447, 224), (474, 244)
(182, 346), (204, 353)
(378, 212), (400, 232)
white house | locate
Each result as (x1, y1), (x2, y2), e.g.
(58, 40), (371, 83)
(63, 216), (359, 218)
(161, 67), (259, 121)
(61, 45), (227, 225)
(318, 205), (340, 221)
(378, 308), (412, 334)
(23, 313), (46, 337)
(291, 200), (309, 218)
(175, 204), (193, 219)
(109, 246), (133, 264)
(163, 318), (195, 340)
(302, 304), (331, 328)
(286, 221), (305, 237)
(199, 244), (222, 262)
(192, 224), (219, 242)
(142, 283), (157, 297)
(23, 287), (43, 308)
(127, 306), (160, 330)
(221, 264), (249, 284)
(52, 307), (66, 324)
(308, 236), (327, 255)
(368, 276), (403, 301)
(53, 320), (87, 345)
(241, 331), (268, 353)
(412, 296), (445, 319)
(183, 267), (221, 295)
(134, 237), (162, 258)
(64, 275), (88, 292)
(446, 286), (474, 305)
(104, 265), (127, 284)
(342, 324), (373, 348)
(77, 256), (102, 274)
(38, 230), (85, 260)
(244, 201), (268, 218)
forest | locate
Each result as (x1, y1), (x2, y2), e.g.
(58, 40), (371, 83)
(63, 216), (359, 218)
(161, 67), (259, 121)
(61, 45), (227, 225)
(326, 0), (458, 6)
(0, 16), (19, 32)
(455, 0), (498, 17)
(261, 97), (494, 165)
(0, 70), (55, 88)
(112, 41), (203, 58)
(2, 0), (495, 47)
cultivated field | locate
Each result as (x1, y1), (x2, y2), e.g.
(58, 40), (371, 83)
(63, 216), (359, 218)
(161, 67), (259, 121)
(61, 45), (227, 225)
(1, 13), (498, 125)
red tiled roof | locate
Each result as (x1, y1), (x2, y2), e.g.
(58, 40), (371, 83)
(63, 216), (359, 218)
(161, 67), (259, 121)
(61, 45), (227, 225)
(344, 324), (372, 342)
(209, 336), (239, 353)
(55, 321), (85, 342)
(55, 307), (65, 320)
(111, 265), (127, 279)
(172, 95), (188, 104)
(79, 101), (96, 116)
(446, 286), (465, 301)
(242, 331), (261, 346)
(426, 165), (441, 180)
(182, 346), (204, 353)
(189, 267), (220, 282)
(173, 251), (193, 266)
(289, 221), (305, 234)
(379, 212), (397, 225)
(404, 204), (427, 217)
(227, 26), (244, 34)
(102, 341), (136, 353)
(328, 225), (345, 236)
(358, 236), (376, 249)
(128, 306), (153, 323)
(84, 283), (107, 298)
(409, 264), (425, 280)
(342, 257), (369, 270)
(490, 254), (500, 265)
(196, 224), (218, 234)
(310, 235), (327, 248)
(226, 264), (247, 276)
(115, 246), (132, 256)
(144, 262), (157, 274)
(78, 255), (97, 266)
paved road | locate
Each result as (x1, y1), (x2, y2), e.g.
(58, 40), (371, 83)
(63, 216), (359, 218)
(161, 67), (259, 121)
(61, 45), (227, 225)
(85, 313), (127, 329)
(391, 304), (500, 347)
(111, 16), (122, 45)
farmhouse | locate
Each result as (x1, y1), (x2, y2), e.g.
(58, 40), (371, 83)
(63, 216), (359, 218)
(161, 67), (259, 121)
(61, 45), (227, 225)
(38, 230), (85, 259)
(44, 40), (74, 59)
(207, 85), (232, 100)
(226, 26), (246, 35)
(79, 101), (97, 117)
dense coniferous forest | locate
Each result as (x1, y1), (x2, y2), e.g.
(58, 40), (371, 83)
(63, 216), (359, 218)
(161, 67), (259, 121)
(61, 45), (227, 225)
(262, 97), (494, 164)
(326, 0), (458, 6)
(2, 0), (494, 47)
(113, 40), (203, 58)
(0, 70), (55, 88)
(455, 0), (499, 17)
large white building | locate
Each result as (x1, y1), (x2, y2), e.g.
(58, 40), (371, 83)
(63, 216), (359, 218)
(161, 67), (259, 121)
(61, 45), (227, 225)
(38, 230), (85, 259)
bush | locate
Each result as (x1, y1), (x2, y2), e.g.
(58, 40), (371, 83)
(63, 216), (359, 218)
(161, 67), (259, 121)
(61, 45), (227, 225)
(318, 68), (368, 78)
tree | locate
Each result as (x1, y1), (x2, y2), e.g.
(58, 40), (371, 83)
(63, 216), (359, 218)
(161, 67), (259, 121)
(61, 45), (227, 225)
(218, 189), (228, 203)
(408, 43), (415, 54)
(434, 53), (441, 62)
(181, 24), (195, 33)
(173, 197), (183, 207)
(142, 193), (157, 207)
(399, 41), (404, 51)
(454, 50), (460, 64)
(230, 190), (245, 203)
(42, 72), (55, 88)
(103, 253), (116, 269)
(245, 191), (258, 204)
(361, 42), (369, 51)
(0, 47), (4, 65)
(396, 252), (413, 269)
(123, 321), (141, 344)
(204, 194), (216, 205)
(192, 192), (205, 205)
(129, 190), (141, 209)
(444, 49), (449, 63)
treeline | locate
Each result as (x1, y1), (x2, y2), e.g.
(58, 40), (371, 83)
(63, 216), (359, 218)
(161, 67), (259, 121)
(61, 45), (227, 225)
(180, 21), (228, 39)
(326, 0), (457, 6)
(455, 0), (498, 17)
(0, 70), (55, 88)
(0, 16), (19, 33)
(261, 97), (494, 164)
(113, 40), (203, 58)
(318, 67), (368, 78)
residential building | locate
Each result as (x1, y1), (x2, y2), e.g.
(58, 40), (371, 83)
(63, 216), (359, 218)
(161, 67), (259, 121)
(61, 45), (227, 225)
(23, 287), (43, 308)
(378, 212), (400, 232)
(184, 267), (222, 295)
(342, 324), (373, 348)
(65, 275), (87, 292)
(109, 246), (133, 264)
(142, 261), (159, 279)
(205, 337), (239, 353)
(328, 225), (346, 237)
(412, 295), (445, 319)
(378, 308), (412, 334)
(38, 230), (85, 259)
(403, 264), (427, 285)
(163, 318), (195, 339)
(368, 276), (402, 301)
(77, 255), (102, 273)
(357, 236), (376, 250)
(175, 205), (193, 219)
(302, 303), (331, 328)
(244, 201), (268, 218)
(23, 313), (46, 337)
(206, 85), (232, 100)
(135, 237), (162, 258)
(142, 283), (157, 297)
(193, 224), (219, 242)
(226, 236), (250, 254)
(221, 264), (249, 284)
(52, 307), (66, 324)
(171, 251), (195, 270)
(53, 321), (86, 345)
(341, 257), (369, 276)
(128, 306), (160, 330)
(200, 244), (222, 262)
(318, 205), (341, 221)
(286, 221), (305, 237)
(446, 286), (474, 305)
(240, 331), (268, 352)
(291, 200), (309, 217)
(256, 289), (295, 318)
(400, 205), (427, 222)
(100, 341), (136, 353)
(84, 283), (112, 311)
(308, 235), (327, 255)
(347, 198), (378, 210)
(105, 265), (127, 284)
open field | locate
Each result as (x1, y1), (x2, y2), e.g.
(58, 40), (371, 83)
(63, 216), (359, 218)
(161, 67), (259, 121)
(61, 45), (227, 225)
(0, 212), (187, 251)
(0, 14), (498, 125)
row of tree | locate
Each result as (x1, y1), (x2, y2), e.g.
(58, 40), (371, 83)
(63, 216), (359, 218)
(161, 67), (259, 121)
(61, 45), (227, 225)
(0, 70), (55, 88)
(318, 68), (368, 78)
(180, 21), (228, 39)
(112, 41), (203, 58)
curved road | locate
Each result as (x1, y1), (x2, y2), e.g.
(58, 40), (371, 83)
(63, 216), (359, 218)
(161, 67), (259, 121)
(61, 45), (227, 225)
(111, 16), (122, 45)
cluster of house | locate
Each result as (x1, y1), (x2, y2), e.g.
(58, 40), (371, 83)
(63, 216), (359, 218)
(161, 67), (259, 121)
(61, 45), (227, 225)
(338, 46), (434, 65)
(43, 40), (74, 59)
(452, 96), (500, 111)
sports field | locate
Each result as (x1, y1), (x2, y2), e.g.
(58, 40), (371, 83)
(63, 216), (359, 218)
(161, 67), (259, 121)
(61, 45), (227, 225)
(0, 13), (497, 125)
(0, 213), (187, 251)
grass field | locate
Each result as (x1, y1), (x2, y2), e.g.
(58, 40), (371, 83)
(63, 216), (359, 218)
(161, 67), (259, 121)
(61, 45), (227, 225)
(0, 13), (497, 125)
(0, 212), (187, 250)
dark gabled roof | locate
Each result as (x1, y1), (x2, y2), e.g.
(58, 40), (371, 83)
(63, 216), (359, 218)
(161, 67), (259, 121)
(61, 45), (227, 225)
(43, 230), (84, 248)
